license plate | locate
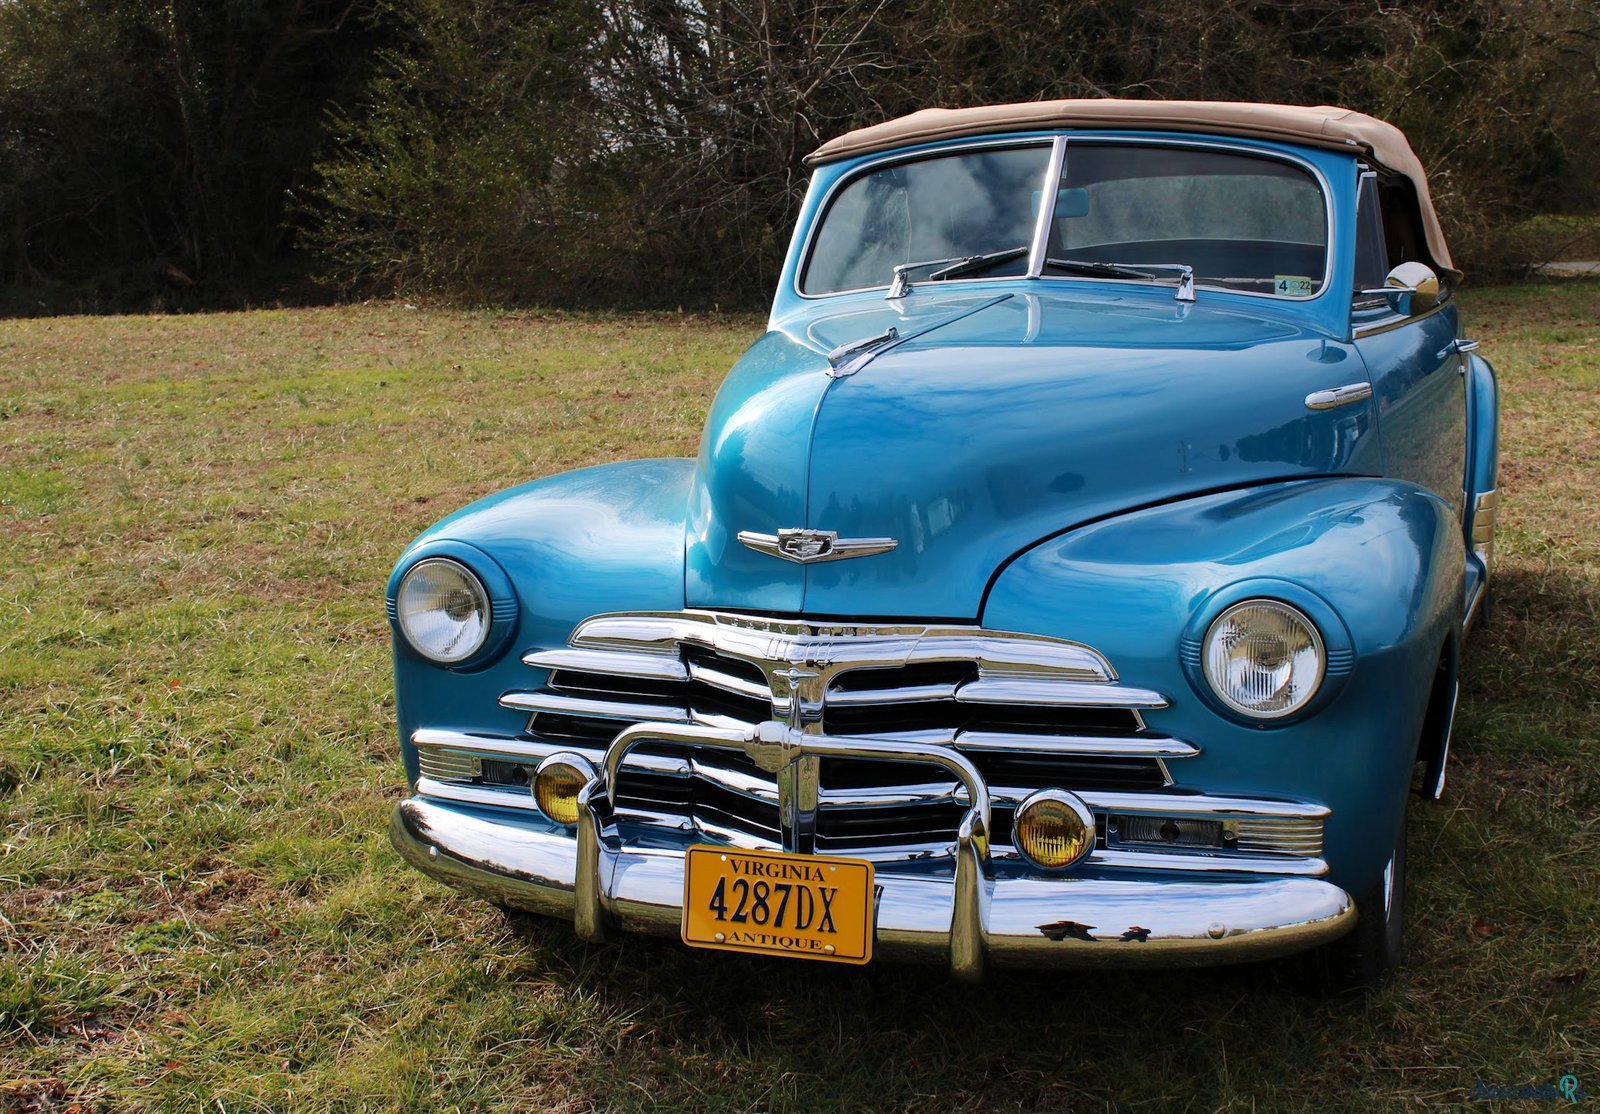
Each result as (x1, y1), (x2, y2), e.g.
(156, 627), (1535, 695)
(681, 845), (874, 964)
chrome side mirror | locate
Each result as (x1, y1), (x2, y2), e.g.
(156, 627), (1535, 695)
(1358, 261), (1441, 316)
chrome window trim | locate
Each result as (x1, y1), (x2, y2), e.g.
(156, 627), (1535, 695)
(793, 134), (1337, 305)
(1351, 289), (1454, 339)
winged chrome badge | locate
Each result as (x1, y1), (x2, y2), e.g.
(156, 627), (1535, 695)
(737, 528), (898, 564)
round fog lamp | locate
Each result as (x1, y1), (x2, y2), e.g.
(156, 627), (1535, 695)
(1202, 599), (1325, 719)
(1014, 789), (1096, 870)
(533, 753), (596, 826)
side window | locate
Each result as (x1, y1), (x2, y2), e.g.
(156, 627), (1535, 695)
(1378, 178), (1431, 273)
(1353, 172), (1389, 293)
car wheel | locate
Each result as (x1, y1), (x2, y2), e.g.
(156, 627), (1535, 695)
(1319, 806), (1407, 992)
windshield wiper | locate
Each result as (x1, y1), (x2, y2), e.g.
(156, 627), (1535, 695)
(888, 245), (1031, 299)
(1046, 257), (1196, 302)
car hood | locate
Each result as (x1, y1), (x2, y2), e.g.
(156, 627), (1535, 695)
(686, 288), (1380, 619)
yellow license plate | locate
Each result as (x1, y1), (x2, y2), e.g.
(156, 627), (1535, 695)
(681, 845), (874, 964)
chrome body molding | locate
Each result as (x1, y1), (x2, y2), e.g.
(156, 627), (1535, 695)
(392, 796), (1356, 973)
(1471, 488), (1497, 582)
(1349, 292), (1452, 339)
(1304, 381), (1373, 411)
(737, 528), (899, 564)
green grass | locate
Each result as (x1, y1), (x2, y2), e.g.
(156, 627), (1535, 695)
(1, 291), (1597, 1112)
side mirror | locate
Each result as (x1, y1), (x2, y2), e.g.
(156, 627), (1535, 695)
(1358, 261), (1441, 316)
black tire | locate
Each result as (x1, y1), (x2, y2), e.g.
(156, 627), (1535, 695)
(1318, 806), (1407, 992)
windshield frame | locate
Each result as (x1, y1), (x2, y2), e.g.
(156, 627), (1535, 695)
(793, 133), (1336, 304)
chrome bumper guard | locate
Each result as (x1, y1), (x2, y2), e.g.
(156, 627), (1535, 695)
(392, 720), (1356, 979)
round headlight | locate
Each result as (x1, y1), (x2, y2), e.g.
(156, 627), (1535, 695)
(1202, 600), (1325, 719)
(1013, 789), (1096, 870)
(396, 558), (491, 664)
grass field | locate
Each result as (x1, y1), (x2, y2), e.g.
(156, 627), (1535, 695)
(2, 286), (1597, 1113)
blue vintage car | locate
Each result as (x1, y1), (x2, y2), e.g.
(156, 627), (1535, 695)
(386, 100), (1498, 989)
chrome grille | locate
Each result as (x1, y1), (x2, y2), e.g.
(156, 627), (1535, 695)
(412, 610), (1325, 867)
(519, 611), (1180, 853)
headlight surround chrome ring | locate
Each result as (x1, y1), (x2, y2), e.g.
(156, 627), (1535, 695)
(1201, 599), (1326, 720)
(395, 557), (493, 664)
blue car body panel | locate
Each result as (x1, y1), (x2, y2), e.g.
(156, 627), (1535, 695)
(983, 477), (1462, 892)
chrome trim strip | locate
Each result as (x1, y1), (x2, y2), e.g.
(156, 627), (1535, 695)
(826, 682), (958, 706)
(498, 690), (689, 723)
(956, 677), (1169, 709)
(684, 659), (769, 702)
(1025, 136), (1068, 277)
(1088, 848), (1328, 876)
(1471, 487), (1497, 584)
(1350, 292), (1452, 338)
(523, 647), (687, 681)
(393, 798), (1358, 968)
(794, 135), (1336, 307)
(1079, 791), (1329, 819)
(953, 731), (1198, 758)
(1304, 381), (1373, 411)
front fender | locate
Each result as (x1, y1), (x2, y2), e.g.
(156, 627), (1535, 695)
(386, 460), (695, 785)
(982, 477), (1464, 892)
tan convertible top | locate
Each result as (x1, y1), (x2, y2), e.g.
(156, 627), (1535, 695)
(807, 99), (1458, 279)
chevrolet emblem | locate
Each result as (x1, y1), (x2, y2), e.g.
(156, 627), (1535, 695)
(737, 528), (898, 564)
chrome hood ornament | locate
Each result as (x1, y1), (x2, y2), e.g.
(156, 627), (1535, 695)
(738, 528), (898, 564)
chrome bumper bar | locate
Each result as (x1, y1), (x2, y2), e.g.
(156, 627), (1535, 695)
(392, 722), (1356, 978)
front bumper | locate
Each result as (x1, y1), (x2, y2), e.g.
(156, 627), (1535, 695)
(391, 791), (1356, 976)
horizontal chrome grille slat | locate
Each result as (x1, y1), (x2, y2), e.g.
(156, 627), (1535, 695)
(522, 647), (687, 681)
(826, 683), (959, 706)
(953, 731), (1197, 758)
(955, 678), (1169, 709)
(499, 690), (689, 722)
(686, 660), (771, 701)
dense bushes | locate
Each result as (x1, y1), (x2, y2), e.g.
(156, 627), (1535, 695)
(3, 0), (1598, 312)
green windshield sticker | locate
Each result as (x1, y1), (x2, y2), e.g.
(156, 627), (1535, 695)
(1274, 275), (1315, 296)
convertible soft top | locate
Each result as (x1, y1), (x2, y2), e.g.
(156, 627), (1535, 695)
(807, 99), (1458, 280)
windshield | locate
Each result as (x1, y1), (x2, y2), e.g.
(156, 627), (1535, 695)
(800, 141), (1328, 298)
(800, 145), (1050, 295)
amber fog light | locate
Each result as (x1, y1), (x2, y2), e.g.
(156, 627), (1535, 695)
(533, 753), (596, 826)
(1014, 789), (1096, 870)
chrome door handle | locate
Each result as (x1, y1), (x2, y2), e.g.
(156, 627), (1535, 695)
(1305, 382), (1374, 411)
